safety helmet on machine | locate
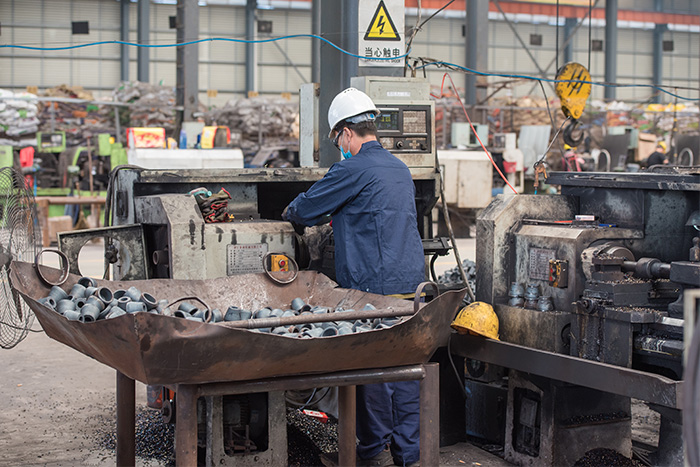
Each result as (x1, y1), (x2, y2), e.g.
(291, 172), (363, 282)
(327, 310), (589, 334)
(451, 301), (500, 340)
(327, 87), (380, 138)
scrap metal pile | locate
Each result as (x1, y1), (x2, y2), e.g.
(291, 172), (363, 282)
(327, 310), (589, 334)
(38, 85), (113, 146)
(201, 96), (298, 149)
(37, 276), (403, 338)
(111, 81), (179, 133)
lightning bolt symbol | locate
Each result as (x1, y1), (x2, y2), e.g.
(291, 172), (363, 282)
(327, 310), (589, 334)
(377, 15), (386, 35)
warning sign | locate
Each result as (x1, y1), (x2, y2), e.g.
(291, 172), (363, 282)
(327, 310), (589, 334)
(358, 0), (405, 68)
(364, 1), (401, 41)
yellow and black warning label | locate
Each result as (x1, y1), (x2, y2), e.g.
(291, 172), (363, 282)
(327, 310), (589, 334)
(364, 0), (401, 41)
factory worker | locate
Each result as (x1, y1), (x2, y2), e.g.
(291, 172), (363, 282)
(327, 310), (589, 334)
(645, 141), (668, 167)
(283, 87), (424, 466)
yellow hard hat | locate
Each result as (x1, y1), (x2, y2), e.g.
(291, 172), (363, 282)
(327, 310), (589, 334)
(658, 141), (667, 150)
(451, 302), (499, 340)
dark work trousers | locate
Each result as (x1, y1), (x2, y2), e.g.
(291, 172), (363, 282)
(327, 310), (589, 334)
(356, 380), (420, 465)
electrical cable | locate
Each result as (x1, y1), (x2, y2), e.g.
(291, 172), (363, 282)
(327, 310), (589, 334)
(4, 35), (698, 100)
(0, 34), (410, 63)
(437, 168), (476, 303)
(439, 72), (519, 194)
(415, 60), (700, 101)
(535, 117), (571, 166)
(447, 334), (469, 398)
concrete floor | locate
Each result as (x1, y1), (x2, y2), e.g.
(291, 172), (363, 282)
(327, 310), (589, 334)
(0, 235), (511, 466)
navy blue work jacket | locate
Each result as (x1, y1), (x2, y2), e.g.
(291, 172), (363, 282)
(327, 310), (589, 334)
(285, 140), (425, 295)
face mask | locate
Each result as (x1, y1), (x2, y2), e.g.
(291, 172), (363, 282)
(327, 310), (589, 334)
(338, 130), (352, 159)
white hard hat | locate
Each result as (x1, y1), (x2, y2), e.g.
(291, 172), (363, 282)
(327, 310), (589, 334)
(327, 87), (380, 138)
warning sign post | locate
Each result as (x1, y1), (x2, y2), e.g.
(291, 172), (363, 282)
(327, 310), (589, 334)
(358, 0), (405, 68)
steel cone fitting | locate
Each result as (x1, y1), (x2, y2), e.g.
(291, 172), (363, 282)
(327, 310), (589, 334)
(48, 285), (68, 302)
(294, 323), (313, 333)
(311, 306), (328, 314)
(126, 302), (146, 313)
(117, 296), (132, 310)
(70, 283), (87, 299)
(113, 289), (127, 299)
(282, 310), (296, 318)
(80, 303), (100, 322)
(509, 282), (525, 298)
(322, 326), (338, 337)
(126, 286), (141, 302)
(224, 307), (242, 321)
(173, 310), (189, 318)
(382, 317), (400, 326)
(303, 327), (323, 338)
(272, 326), (288, 335)
(270, 308), (284, 318)
(524, 283), (539, 300)
(185, 315), (203, 322)
(158, 299), (169, 309)
(107, 308), (126, 319)
(141, 293), (158, 310)
(254, 308), (271, 320)
(509, 297), (525, 307)
(291, 298), (306, 311)
(78, 276), (97, 288)
(85, 286), (98, 297)
(537, 296), (555, 312)
(192, 309), (211, 321)
(362, 303), (377, 311)
(73, 297), (87, 309)
(98, 306), (112, 320)
(56, 299), (76, 314)
(86, 296), (105, 312)
(95, 287), (113, 305)
(178, 302), (198, 314)
(64, 309), (81, 321)
(210, 309), (223, 323)
(338, 325), (354, 335)
(39, 296), (57, 310)
(319, 321), (337, 330)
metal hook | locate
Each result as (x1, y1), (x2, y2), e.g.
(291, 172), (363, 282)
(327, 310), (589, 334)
(563, 119), (585, 147)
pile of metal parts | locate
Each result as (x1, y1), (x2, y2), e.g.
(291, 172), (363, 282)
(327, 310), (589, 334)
(38, 280), (162, 322)
(37, 278), (403, 339)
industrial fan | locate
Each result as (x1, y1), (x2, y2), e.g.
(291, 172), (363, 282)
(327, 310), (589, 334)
(0, 167), (42, 349)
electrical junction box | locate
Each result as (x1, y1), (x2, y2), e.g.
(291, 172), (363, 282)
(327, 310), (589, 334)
(350, 76), (435, 174)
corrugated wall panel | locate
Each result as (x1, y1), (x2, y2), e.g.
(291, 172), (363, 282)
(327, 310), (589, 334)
(259, 64), (288, 93)
(14, 58), (42, 85)
(41, 0), (72, 24)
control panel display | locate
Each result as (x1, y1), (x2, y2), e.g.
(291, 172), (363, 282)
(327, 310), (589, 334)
(376, 111), (400, 132)
(375, 105), (432, 154)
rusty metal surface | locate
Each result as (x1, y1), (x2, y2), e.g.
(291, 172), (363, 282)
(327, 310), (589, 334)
(11, 261), (464, 385)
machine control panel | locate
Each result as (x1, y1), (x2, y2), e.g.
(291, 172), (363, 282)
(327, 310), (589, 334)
(350, 76), (435, 171)
(375, 105), (432, 155)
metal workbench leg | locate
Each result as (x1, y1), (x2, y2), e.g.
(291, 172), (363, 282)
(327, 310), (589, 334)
(175, 385), (199, 467)
(338, 385), (357, 466)
(420, 363), (439, 467)
(116, 371), (135, 467)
